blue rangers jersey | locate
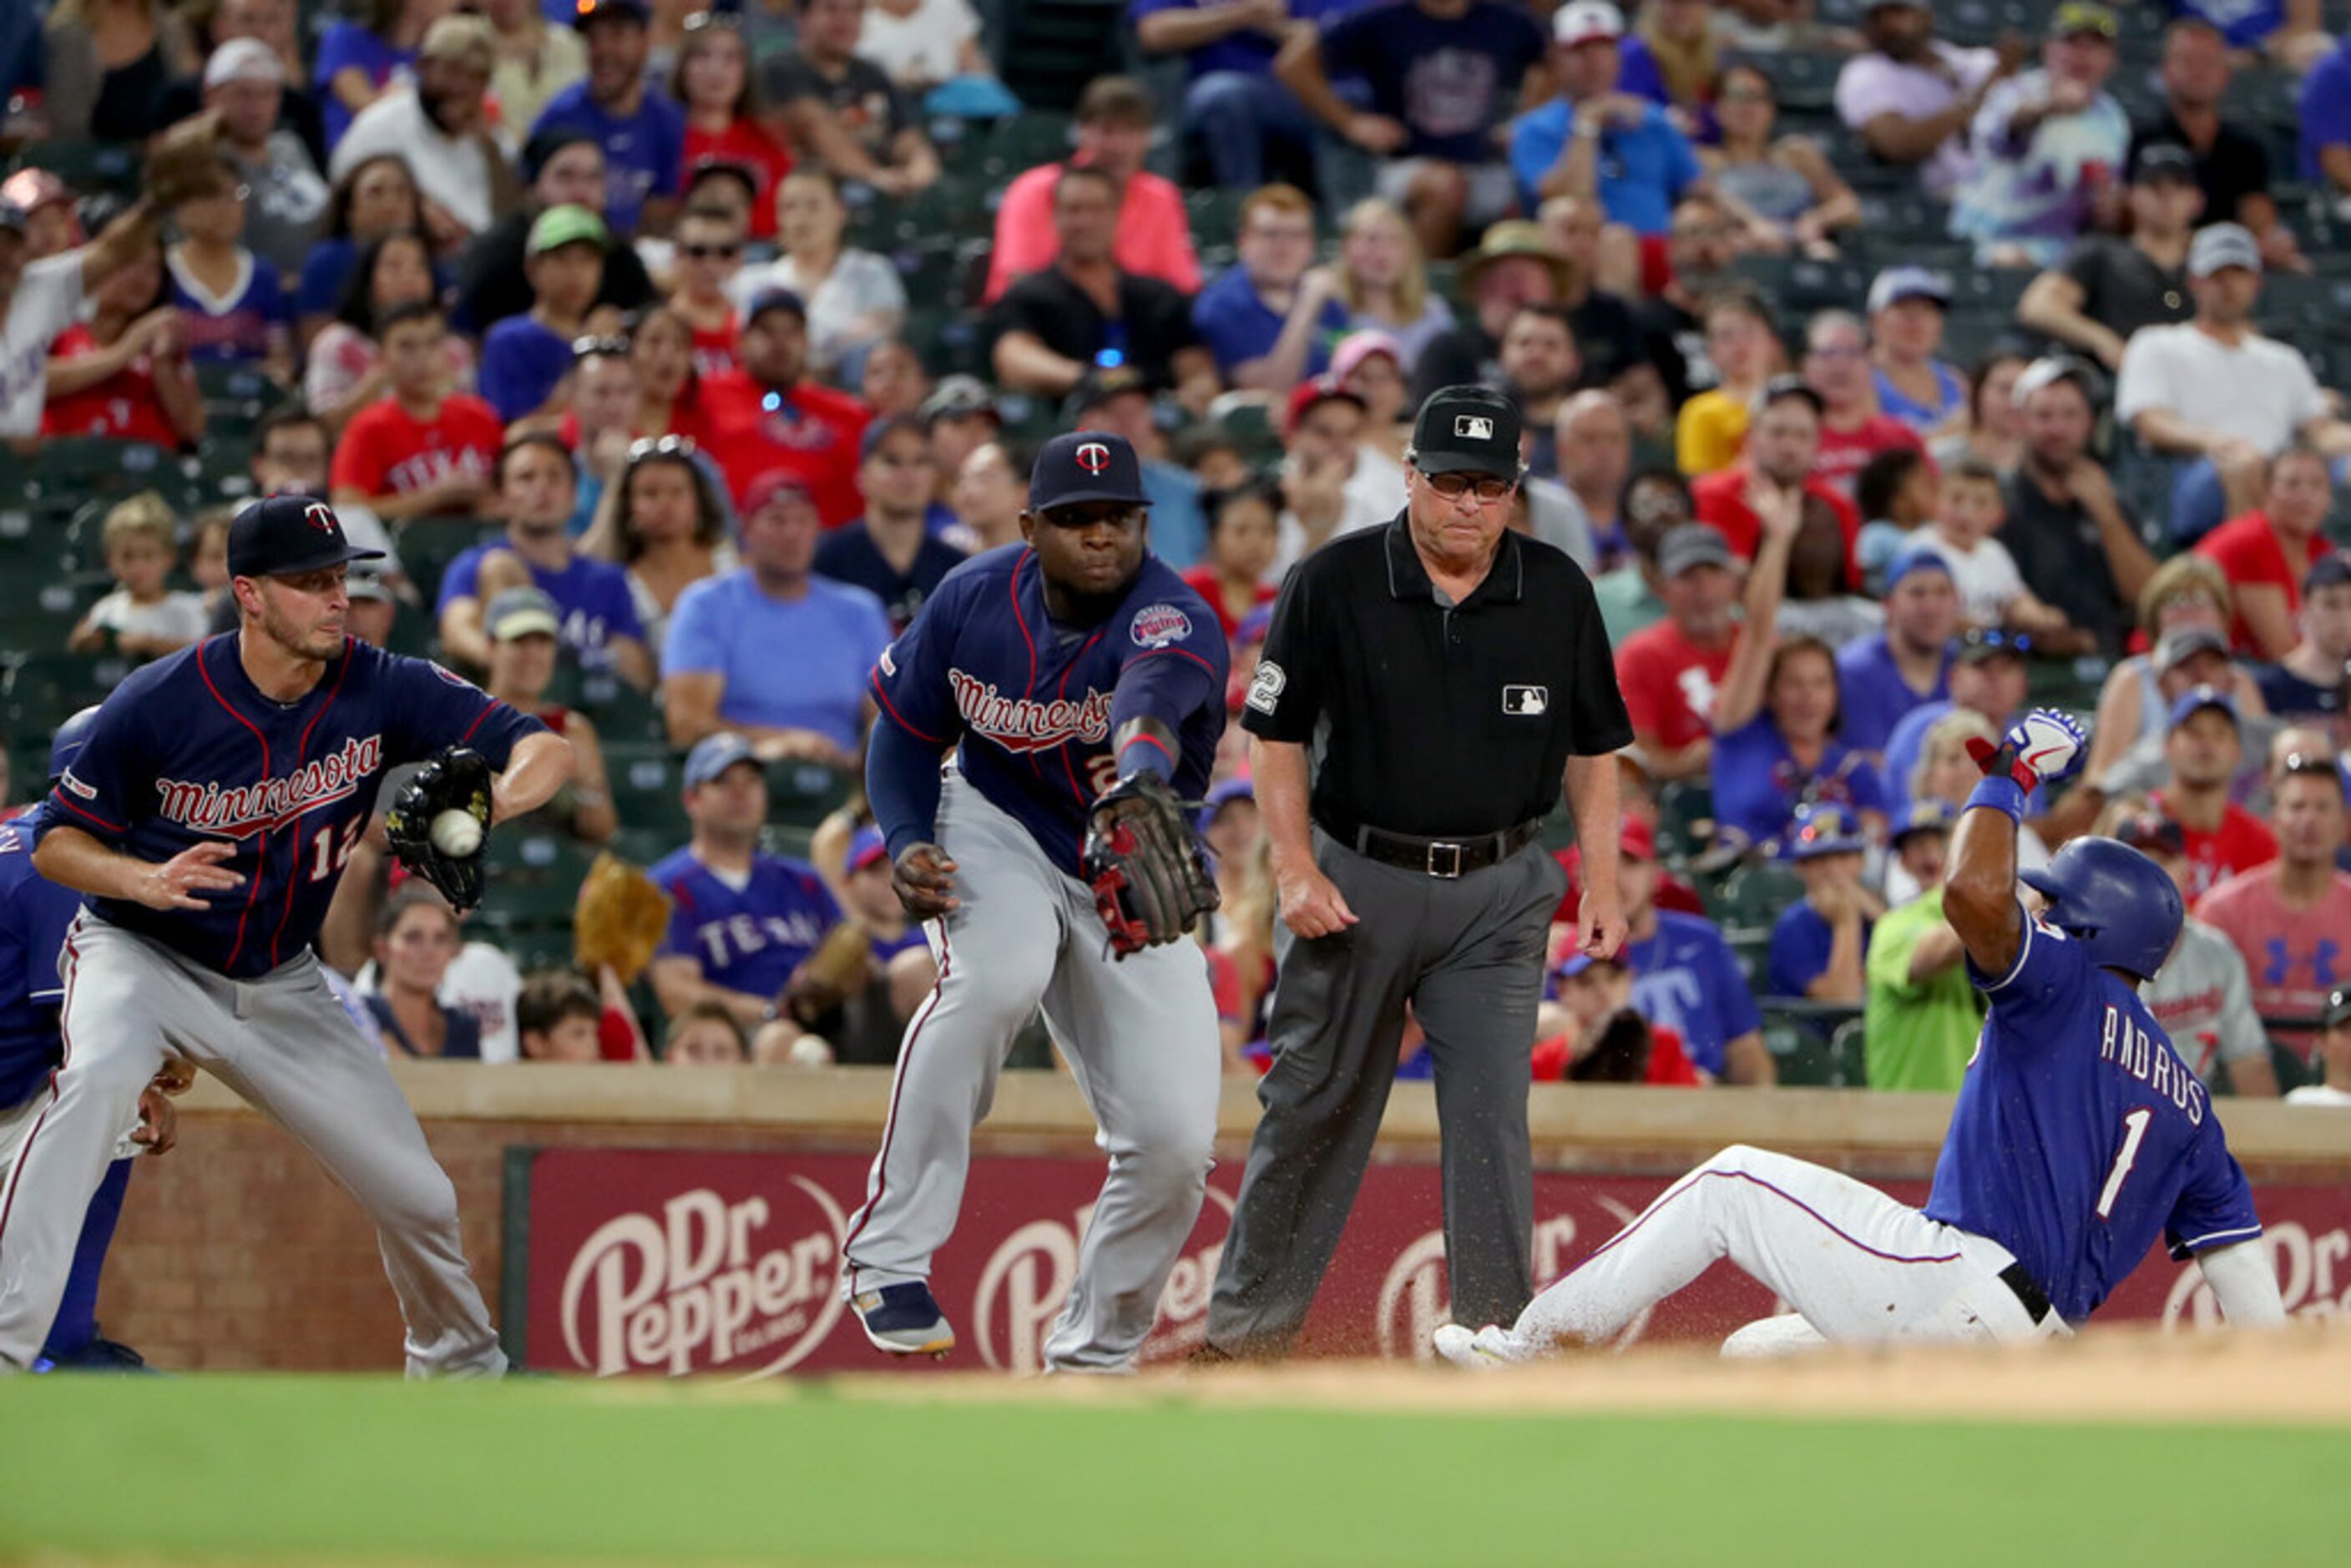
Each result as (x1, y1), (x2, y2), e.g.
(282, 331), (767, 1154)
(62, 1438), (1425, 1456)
(869, 545), (1228, 871)
(650, 848), (841, 1001)
(36, 636), (544, 979)
(0, 806), (86, 1108)
(1924, 908), (2264, 1323)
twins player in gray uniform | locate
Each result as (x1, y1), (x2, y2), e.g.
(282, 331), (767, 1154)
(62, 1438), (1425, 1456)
(850, 431), (1231, 1370)
(0, 496), (574, 1375)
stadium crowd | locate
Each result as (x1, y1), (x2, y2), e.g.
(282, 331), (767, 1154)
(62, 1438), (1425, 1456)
(3, 0), (2351, 1103)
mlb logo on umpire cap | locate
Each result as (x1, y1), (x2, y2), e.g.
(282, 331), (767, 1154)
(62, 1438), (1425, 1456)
(1030, 430), (1150, 512)
(1410, 385), (1524, 480)
(226, 493), (388, 579)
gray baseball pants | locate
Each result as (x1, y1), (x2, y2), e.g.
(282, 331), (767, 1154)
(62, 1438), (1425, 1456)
(1208, 832), (1565, 1357)
(0, 914), (504, 1377)
(843, 772), (1222, 1372)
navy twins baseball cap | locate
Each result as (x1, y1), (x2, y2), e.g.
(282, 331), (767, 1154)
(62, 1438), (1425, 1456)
(1029, 430), (1148, 512)
(227, 494), (387, 579)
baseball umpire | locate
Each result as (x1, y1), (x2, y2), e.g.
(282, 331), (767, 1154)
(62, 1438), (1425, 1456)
(1202, 384), (1635, 1359)
(0, 495), (574, 1375)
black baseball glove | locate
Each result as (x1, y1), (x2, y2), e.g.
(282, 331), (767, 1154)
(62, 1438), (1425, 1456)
(1083, 773), (1219, 959)
(384, 747), (493, 912)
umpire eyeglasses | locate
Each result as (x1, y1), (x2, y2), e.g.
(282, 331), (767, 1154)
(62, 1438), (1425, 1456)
(1423, 472), (1514, 505)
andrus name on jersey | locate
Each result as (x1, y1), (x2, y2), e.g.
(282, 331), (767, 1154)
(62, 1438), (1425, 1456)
(2099, 1003), (2210, 1126)
(947, 670), (1113, 754)
(155, 734), (385, 838)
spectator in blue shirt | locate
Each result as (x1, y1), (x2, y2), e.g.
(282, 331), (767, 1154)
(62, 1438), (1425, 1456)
(1276, 0), (1547, 258)
(1131, 0), (1353, 191)
(1766, 805), (1881, 1004)
(1191, 183), (1352, 391)
(316, 0), (436, 151)
(1835, 547), (1959, 759)
(2179, 0), (2329, 75)
(1618, 822), (1770, 1084)
(1708, 480), (1890, 857)
(662, 470), (893, 765)
(478, 205), (608, 424)
(531, 0), (685, 238)
(2301, 33), (2351, 200)
(1510, 3), (1703, 234)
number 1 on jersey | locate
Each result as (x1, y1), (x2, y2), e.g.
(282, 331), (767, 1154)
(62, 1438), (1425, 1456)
(2095, 1107), (2154, 1222)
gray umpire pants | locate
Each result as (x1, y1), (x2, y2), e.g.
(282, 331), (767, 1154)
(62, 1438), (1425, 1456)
(0, 915), (504, 1377)
(1207, 830), (1565, 1357)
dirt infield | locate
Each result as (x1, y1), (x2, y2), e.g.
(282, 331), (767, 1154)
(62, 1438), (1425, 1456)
(833, 1318), (2351, 1425)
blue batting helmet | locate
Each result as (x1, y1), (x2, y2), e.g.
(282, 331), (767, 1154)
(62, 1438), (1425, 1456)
(2018, 835), (2183, 982)
(48, 706), (102, 787)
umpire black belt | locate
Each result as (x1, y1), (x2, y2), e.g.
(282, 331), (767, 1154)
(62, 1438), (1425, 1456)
(2000, 1261), (2053, 1326)
(1327, 818), (1545, 879)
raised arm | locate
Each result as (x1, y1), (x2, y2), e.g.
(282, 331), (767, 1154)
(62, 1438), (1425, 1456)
(1709, 484), (1799, 736)
(1944, 709), (2086, 977)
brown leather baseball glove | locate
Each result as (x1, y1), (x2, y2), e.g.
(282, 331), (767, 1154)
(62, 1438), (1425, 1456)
(574, 852), (672, 985)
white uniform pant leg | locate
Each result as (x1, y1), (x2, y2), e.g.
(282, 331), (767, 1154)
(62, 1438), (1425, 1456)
(1512, 1145), (2041, 1349)
(201, 953), (504, 1378)
(842, 775), (1064, 1292)
(0, 920), (170, 1371)
(1036, 897), (1223, 1373)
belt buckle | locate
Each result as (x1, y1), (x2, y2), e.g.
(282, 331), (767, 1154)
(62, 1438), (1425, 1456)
(1425, 842), (1464, 879)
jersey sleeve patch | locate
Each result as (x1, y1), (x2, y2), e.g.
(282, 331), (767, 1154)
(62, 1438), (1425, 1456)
(1129, 604), (1194, 650)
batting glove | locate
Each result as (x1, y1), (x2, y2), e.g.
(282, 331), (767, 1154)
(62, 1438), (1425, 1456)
(1966, 708), (2088, 793)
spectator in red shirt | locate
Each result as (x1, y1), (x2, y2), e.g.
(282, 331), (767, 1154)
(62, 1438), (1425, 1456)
(982, 75), (1201, 304)
(671, 12), (791, 240)
(1799, 308), (1925, 501)
(2198, 756), (2351, 1060)
(1182, 476), (1282, 639)
(2196, 443), (2334, 660)
(666, 204), (744, 381)
(2154, 685), (2280, 900)
(1613, 521), (1742, 781)
(624, 303), (718, 447)
(701, 286), (871, 526)
(1691, 374), (1860, 579)
(43, 235), (205, 450)
(329, 299), (507, 520)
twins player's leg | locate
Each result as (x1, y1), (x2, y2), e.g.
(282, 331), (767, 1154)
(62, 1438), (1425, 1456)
(1034, 914), (1222, 1371)
(201, 956), (503, 1377)
(842, 776), (1064, 1292)
(0, 921), (174, 1370)
(1508, 1144), (2036, 1350)
(40, 1158), (134, 1362)
(1411, 848), (1567, 1331)
(1207, 839), (1419, 1357)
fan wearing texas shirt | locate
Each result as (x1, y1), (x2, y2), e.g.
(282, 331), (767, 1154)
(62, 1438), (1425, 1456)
(330, 300), (506, 522)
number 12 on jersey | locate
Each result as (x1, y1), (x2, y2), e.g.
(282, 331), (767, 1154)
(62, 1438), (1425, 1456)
(2095, 1106), (2154, 1222)
(308, 817), (365, 883)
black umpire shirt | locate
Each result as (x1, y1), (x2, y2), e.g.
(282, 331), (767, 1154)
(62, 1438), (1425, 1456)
(1241, 517), (1633, 841)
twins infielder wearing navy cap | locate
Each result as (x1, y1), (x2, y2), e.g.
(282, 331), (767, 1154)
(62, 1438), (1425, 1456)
(1438, 709), (2283, 1368)
(843, 428), (1231, 1366)
(0, 498), (574, 1375)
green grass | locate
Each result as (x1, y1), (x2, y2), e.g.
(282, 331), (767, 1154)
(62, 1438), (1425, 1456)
(0, 1376), (2341, 1564)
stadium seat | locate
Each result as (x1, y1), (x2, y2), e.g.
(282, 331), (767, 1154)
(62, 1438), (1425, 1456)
(11, 140), (139, 199)
(389, 518), (506, 610)
(603, 741), (693, 842)
(768, 761), (853, 829)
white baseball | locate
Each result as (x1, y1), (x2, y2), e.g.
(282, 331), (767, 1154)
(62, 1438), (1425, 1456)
(429, 809), (483, 857)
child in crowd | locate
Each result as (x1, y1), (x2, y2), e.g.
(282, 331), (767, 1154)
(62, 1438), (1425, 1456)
(1674, 291), (1779, 478)
(1766, 805), (1883, 1005)
(188, 507), (234, 627)
(479, 205), (609, 425)
(516, 971), (606, 1064)
(1182, 478), (1282, 640)
(165, 164), (294, 383)
(68, 493), (208, 660)
(329, 300), (507, 520)
(1853, 445), (1940, 590)
(667, 205), (745, 381)
(667, 1002), (751, 1066)
(1915, 456), (2081, 647)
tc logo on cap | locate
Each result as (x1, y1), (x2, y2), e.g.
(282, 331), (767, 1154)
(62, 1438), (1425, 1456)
(1075, 442), (1111, 474)
(1454, 415), (1494, 441)
(304, 502), (339, 535)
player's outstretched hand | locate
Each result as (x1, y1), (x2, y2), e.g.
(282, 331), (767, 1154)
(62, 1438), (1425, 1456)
(133, 1084), (178, 1157)
(892, 843), (960, 920)
(1965, 707), (2087, 792)
(1277, 863), (1359, 940)
(136, 840), (244, 911)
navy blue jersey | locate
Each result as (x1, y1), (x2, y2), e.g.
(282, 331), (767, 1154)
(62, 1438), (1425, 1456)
(1924, 908), (2264, 1323)
(870, 545), (1229, 871)
(650, 848), (841, 1000)
(36, 636), (544, 979)
(0, 806), (86, 1109)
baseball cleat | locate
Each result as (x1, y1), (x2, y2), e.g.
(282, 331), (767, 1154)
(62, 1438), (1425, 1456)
(1432, 1323), (1534, 1369)
(852, 1282), (957, 1357)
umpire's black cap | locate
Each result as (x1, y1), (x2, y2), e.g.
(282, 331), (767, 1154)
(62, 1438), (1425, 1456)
(227, 494), (387, 579)
(1408, 385), (1524, 480)
(1029, 430), (1149, 512)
